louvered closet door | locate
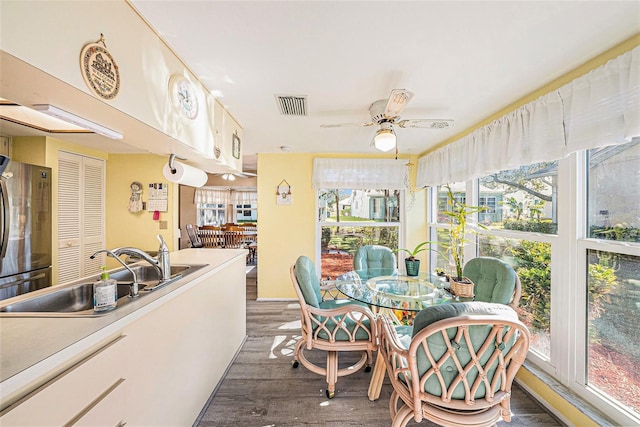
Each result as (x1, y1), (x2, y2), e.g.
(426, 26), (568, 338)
(57, 152), (105, 284)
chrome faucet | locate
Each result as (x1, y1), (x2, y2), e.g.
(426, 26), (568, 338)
(90, 249), (141, 297)
(90, 235), (172, 297)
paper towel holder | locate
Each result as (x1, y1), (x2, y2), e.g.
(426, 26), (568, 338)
(168, 154), (187, 174)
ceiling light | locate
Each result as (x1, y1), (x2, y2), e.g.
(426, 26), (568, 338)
(373, 123), (396, 152)
(222, 173), (236, 181)
(32, 104), (123, 139)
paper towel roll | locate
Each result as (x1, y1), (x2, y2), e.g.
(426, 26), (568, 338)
(163, 161), (208, 187)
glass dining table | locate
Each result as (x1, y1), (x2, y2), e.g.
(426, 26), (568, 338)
(334, 270), (453, 317)
(333, 269), (453, 401)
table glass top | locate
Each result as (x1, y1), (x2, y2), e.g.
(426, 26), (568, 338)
(334, 271), (452, 312)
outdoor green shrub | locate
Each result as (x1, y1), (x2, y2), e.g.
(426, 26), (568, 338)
(504, 219), (557, 234)
(512, 241), (551, 331)
(590, 224), (640, 242)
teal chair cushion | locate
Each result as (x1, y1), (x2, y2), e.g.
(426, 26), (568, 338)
(354, 245), (397, 280)
(462, 257), (517, 305)
(294, 256), (323, 308)
(411, 302), (519, 400)
(315, 299), (373, 341)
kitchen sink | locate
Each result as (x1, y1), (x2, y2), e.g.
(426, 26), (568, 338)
(0, 263), (207, 316)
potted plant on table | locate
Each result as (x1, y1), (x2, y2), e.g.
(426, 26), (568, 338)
(434, 185), (486, 297)
(395, 241), (428, 276)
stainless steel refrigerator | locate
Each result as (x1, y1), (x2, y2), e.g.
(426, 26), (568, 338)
(0, 156), (52, 300)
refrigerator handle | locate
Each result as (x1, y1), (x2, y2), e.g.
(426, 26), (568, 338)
(0, 179), (9, 258)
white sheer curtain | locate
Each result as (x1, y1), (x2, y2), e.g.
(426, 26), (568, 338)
(233, 190), (258, 204)
(417, 46), (640, 187)
(312, 158), (408, 189)
(194, 188), (229, 205)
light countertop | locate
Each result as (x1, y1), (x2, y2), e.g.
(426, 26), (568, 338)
(0, 248), (246, 397)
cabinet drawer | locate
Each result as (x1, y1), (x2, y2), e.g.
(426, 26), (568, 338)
(0, 335), (127, 426)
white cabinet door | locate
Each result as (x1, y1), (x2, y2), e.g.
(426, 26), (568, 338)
(0, 335), (128, 426)
(57, 151), (105, 284)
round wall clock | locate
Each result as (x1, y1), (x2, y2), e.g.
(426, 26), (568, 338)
(169, 75), (199, 120)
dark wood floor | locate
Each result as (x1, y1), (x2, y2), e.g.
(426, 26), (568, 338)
(196, 266), (563, 426)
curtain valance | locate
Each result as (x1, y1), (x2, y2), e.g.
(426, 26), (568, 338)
(312, 158), (408, 190)
(417, 46), (639, 187)
(233, 190), (258, 204)
(194, 188), (230, 205)
(195, 188), (258, 204)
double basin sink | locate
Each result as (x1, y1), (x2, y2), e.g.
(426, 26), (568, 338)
(0, 263), (207, 317)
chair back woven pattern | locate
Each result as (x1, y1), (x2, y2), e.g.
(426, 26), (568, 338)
(379, 302), (529, 426)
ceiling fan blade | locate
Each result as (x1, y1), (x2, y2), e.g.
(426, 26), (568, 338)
(320, 121), (375, 128)
(236, 171), (257, 178)
(396, 118), (454, 129)
(384, 89), (414, 118)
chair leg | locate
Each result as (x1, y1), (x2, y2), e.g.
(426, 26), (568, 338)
(391, 403), (413, 427)
(389, 390), (401, 419)
(326, 351), (338, 398)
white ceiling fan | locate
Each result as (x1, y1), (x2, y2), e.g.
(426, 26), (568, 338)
(214, 171), (257, 181)
(320, 89), (453, 152)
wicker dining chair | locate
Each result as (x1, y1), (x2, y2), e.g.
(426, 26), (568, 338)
(290, 255), (377, 398)
(378, 302), (530, 427)
(462, 257), (522, 309)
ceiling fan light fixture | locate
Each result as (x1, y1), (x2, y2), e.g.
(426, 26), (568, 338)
(374, 123), (396, 152)
(222, 173), (236, 181)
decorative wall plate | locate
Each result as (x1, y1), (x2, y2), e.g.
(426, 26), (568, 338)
(169, 74), (199, 120)
(80, 35), (120, 100)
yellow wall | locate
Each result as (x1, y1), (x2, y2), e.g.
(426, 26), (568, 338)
(106, 154), (177, 259)
(256, 152), (421, 299)
(10, 138), (176, 276)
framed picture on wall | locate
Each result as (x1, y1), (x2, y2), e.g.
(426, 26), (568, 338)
(232, 133), (241, 159)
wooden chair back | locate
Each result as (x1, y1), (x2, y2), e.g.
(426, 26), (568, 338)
(198, 226), (224, 248)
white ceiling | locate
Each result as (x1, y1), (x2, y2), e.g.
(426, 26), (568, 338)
(129, 1), (640, 171)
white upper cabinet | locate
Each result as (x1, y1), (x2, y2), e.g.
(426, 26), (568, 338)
(0, 1), (242, 174)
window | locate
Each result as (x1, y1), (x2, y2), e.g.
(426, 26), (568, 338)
(426, 140), (640, 424)
(235, 203), (257, 223)
(478, 161), (558, 234)
(582, 139), (640, 416)
(198, 203), (226, 226)
(318, 188), (400, 278)
(195, 187), (257, 226)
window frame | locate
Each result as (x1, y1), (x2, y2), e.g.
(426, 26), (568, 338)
(426, 150), (640, 426)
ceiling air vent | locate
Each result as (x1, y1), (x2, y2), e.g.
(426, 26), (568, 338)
(275, 95), (308, 116)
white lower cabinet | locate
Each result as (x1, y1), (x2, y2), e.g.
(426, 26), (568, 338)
(123, 258), (246, 425)
(0, 335), (129, 426)
(0, 256), (246, 426)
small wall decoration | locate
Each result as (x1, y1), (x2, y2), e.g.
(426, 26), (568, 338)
(276, 179), (292, 205)
(80, 33), (120, 100)
(128, 181), (143, 213)
(232, 132), (241, 159)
